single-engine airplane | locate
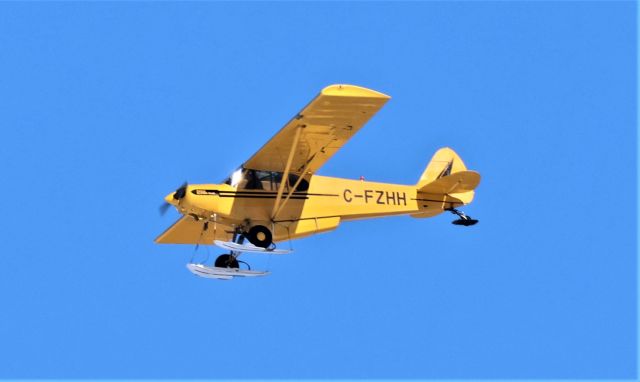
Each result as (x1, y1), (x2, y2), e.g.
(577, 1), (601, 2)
(156, 84), (480, 279)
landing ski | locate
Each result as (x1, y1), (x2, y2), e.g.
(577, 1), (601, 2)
(213, 240), (292, 255)
(186, 263), (269, 280)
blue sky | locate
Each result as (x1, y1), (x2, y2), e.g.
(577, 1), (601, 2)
(0, 2), (636, 379)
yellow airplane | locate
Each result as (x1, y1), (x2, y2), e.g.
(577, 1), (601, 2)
(156, 84), (480, 279)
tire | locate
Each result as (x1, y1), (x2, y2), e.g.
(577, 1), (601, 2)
(452, 218), (478, 226)
(246, 225), (273, 248)
(214, 254), (239, 268)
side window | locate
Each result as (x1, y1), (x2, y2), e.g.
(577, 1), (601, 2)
(297, 177), (309, 191)
(271, 172), (283, 190)
(244, 170), (264, 190)
(227, 168), (309, 192)
(289, 174), (309, 191)
(255, 171), (274, 191)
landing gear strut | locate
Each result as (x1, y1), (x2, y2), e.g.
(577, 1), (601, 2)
(446, 208), (478, 226)
(213, 230), (245, 269)
(187, 224), (285, 279)
(210, 224), (274, 271)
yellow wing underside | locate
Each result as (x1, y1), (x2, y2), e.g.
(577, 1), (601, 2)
(155, 216), (233, 244)
(243, 84), (390, 174)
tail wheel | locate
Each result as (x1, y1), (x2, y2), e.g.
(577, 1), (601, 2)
(452, 218), (478, 226)
(246, 225), (273, 248)
(214, 254), (239, 269)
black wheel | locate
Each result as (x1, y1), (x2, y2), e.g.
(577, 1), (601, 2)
(214, 254), (239, 268)
(246, 225), (272, 248)
(452, 218), (478, 226)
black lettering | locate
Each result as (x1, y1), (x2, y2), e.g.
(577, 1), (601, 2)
(397, 192), (407, 206)
(343, 189), (352, 203)
(376, 190), (384, 204)
(364, 190), (373, 203)
(386, 191), (396, 205)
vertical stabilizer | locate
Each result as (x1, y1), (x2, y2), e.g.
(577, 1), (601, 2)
(412, 147), (480, 216)
(417, 147), (469, 188)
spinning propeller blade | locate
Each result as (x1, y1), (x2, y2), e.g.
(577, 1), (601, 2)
(159, 202), (171, 216)
(173, 181), (188, 200)
(159, 181), (189, 216)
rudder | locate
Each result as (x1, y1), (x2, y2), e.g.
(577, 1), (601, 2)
(417, 147), (469, 188)
(413, 147), (480, 212)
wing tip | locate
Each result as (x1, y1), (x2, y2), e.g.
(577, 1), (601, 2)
(321, 84), (391, 100)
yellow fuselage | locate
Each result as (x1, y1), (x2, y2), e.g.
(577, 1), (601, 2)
(167, 175), (449, 243)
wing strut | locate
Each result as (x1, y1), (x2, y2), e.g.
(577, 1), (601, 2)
(270, 125), (303, 220)
(272, 156), (313, 220)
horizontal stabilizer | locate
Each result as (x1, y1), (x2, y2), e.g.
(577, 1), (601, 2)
(418, 170), (481, 194)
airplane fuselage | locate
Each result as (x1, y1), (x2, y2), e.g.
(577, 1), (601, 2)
(166, 175), (453, 242)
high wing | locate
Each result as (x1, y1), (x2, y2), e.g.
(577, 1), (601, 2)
(243, 84), (391, 174)
(155, 216), (233, 244)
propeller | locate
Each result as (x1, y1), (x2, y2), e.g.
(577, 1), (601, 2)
(173, 181), (188, 200)
(159, 181), (188, 216)
(159, 202), (171, 216)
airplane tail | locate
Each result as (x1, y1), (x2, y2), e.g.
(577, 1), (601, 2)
(412, 147), (480, 217)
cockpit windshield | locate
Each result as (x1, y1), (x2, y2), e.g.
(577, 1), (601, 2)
(223, 167), (309, 192)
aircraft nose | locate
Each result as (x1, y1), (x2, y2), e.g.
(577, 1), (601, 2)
(163, 182), (190, 207)
(160, 185), (187, 216)
(164, 192), (176, 205)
